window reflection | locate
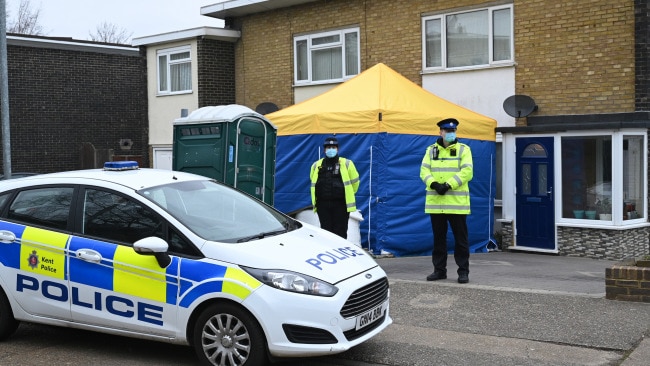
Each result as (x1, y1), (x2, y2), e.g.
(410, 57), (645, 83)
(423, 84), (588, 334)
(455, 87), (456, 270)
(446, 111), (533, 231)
(561, 136), (611, 219)
(623, 135), (644, 220)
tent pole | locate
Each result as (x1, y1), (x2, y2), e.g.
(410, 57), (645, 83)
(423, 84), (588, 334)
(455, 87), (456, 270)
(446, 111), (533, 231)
(367, 145), (373, 254)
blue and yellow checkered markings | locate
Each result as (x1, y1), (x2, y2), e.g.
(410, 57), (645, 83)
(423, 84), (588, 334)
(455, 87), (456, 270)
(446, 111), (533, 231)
(19, 226), (69, 280)
(69, 236), (116, 290)
(178, 260), (262, 308)
(0, 221), (26, 269)
(1, 221), (262, 309)
(68, 236), (179, 305)
(114, 245), (169, 303)
(165, 257), (180, 305)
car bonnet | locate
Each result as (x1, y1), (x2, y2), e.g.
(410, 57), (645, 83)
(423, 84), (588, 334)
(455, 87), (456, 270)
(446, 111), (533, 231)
(200, 223), (379, 284)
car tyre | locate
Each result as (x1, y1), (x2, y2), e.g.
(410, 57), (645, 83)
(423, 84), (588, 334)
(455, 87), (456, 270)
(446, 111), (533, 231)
(0, 288), (19, 341)
(193, 303), (267, 366)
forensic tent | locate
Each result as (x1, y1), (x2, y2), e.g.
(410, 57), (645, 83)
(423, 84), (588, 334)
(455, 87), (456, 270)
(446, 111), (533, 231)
(266, 63), (497, 256)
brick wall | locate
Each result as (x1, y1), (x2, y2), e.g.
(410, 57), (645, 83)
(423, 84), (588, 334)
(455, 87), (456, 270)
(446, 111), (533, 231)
(558, 226), (650, 260)
(229, 0), (638, 116)
(606, 264), (650, 302)
(6, 41), (148, 173)
(636, 0), (650, 110)
(197, 38), (236, 107)
(514, 0), (636, 120)
(231, 0), (500, 109)
(498, 221), (649, 261)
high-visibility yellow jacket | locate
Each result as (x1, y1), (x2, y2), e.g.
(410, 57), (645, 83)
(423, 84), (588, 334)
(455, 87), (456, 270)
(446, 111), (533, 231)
(310, 157), (360, 212)
(420, 139), (473, 214)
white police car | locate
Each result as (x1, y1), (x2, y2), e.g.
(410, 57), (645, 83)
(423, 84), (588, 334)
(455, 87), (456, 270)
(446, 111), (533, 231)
(0, 162), (391, 365)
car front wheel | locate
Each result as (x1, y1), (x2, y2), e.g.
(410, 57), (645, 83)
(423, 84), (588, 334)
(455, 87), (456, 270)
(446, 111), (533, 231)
(0, 288), (19, 341)
(193, 303), (267, 366)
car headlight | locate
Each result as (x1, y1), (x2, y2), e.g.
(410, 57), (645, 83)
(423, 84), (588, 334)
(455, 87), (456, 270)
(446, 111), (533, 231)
(243, 267), (338, 297)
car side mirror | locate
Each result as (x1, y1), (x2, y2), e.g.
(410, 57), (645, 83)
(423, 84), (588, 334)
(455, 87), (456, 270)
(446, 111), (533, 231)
(133, 236), (171, 268)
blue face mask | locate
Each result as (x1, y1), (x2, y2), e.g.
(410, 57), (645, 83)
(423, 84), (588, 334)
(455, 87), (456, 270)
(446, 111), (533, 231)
(444, 132), (456, 143)
(325, 148), (338, 158)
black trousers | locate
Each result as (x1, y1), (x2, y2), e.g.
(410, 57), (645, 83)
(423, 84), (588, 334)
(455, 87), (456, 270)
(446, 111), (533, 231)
(430, 213), (469, 275)
(316, 199), (350, 239)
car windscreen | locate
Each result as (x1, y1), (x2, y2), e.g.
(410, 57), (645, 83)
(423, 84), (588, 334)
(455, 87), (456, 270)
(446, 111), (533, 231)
(138, 179), (292, 243)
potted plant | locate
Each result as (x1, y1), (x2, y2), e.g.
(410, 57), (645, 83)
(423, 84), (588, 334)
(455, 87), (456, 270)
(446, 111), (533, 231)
(597, 197), (612, 220)
(573, 208), (585, 219)
(584, 205), (597, 219)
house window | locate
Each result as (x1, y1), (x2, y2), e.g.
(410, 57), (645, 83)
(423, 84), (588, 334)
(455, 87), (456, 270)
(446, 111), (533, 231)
(422, 5), (513, 70)
(157, 46), (192, 94)
(560, 133), (646, 224)
(294, 28), (360, 84)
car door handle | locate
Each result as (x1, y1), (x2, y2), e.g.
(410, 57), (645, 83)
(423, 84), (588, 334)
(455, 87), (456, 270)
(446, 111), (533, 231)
(0, 230), (16, 243)
(76, 249), (102, 263)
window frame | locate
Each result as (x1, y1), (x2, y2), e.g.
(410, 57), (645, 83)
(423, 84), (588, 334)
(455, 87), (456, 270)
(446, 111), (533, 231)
(156, 45), (192, 95)
(421, 4), (514, 72)
(293, 27), (361, 85)
(557, 130), (648, 227)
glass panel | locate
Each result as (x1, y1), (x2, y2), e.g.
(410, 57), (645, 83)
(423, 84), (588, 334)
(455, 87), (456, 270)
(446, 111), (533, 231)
(493, 8), (511, 61)
(170, 62), (191, 92)
(425, 18), (442, 67)
(561, 136), (611, 219)
(522, 143), (547, 157)
(83, 189), (163, 244)
(158, 55), (167, 92)
(8, 187), (73, 230)
(312, 47), (342, 81)
(296, 40), (308, 81)
(521, 164), (531, 195)
(344, 32), (358, 76)
(623, 135), (644, 220)
(170, 51), (190, 61)
(538, 164), (547, 196)
(312, 34), (339, 46)
(447, 10), (488, 67)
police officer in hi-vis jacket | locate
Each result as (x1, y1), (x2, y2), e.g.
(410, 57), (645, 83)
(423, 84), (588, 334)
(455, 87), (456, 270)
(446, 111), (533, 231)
(310, 137), (360, 239)
(420, 118), (473, 284)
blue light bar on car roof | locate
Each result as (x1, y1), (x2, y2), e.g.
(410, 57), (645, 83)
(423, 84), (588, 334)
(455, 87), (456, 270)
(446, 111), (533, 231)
(103, 161), (139, 171)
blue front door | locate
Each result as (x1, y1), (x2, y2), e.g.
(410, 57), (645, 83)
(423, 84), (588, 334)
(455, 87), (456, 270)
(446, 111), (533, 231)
(515, 137), (555, 250)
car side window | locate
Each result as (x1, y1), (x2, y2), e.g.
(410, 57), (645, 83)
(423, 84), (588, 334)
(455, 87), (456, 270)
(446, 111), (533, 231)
(82, 188), (164, 244)
(0, 192), (12, 212)
(7, 187), (74, 230)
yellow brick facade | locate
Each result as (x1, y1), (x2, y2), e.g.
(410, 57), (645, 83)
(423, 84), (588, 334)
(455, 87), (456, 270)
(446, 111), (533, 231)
(514, 0), (635, 118)
(232, 0), (636, 117)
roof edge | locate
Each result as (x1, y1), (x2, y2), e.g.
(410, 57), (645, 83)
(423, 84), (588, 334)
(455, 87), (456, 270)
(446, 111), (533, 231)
(132, 27), (240, 46)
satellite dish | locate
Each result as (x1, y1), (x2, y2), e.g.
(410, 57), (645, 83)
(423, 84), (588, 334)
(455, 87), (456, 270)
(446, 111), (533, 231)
(255, 102), (279, 115)
(503, 95), (538, 118)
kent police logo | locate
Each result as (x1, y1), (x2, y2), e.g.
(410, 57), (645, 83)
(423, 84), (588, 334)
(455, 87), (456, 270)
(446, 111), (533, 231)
(28, 250), (39, 269)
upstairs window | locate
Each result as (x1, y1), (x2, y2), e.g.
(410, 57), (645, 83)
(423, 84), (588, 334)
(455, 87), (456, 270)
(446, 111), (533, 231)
(422, 5), (513, 70)
(157, 46), (192, 94)
(294, 27), (360, 85)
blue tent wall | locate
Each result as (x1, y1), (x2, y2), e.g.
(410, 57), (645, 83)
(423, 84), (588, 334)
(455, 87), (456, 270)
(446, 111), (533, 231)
(274, 133), (495, 256)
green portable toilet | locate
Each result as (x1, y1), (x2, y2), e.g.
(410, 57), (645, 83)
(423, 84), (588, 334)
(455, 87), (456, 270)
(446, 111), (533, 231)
(172, 105), (277, 205)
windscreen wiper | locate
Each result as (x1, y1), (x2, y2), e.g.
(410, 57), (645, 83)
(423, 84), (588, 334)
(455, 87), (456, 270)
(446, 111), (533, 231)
(236, 228), (288, 243)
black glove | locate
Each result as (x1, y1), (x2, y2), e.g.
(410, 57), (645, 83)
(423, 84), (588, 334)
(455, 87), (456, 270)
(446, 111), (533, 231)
(430, 182), (442, 191)
(430, 182), (450, 195)
(438, 183), (450, 195)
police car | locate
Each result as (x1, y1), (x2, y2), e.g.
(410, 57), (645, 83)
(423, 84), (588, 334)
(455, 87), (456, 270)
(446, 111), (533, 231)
(0, 162), (391, 365)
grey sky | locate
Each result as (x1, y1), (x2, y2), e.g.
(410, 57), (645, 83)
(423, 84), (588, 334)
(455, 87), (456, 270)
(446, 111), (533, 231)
(5, 0), (224, 42)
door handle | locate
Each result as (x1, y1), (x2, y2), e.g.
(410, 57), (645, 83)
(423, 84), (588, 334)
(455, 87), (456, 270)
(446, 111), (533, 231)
(76, 249), (102, 263)
(0, 230), (16, 244)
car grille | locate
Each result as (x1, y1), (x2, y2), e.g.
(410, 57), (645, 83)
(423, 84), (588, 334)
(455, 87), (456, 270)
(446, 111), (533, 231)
(282, 324), (337, 344)
(340, 277), (389, 319)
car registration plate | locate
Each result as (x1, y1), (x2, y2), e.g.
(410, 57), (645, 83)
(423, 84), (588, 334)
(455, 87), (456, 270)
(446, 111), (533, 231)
(355, 301), (387, 330)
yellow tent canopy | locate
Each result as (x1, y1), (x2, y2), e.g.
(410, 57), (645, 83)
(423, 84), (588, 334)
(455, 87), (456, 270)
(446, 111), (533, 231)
(267, 63), (496, 141)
